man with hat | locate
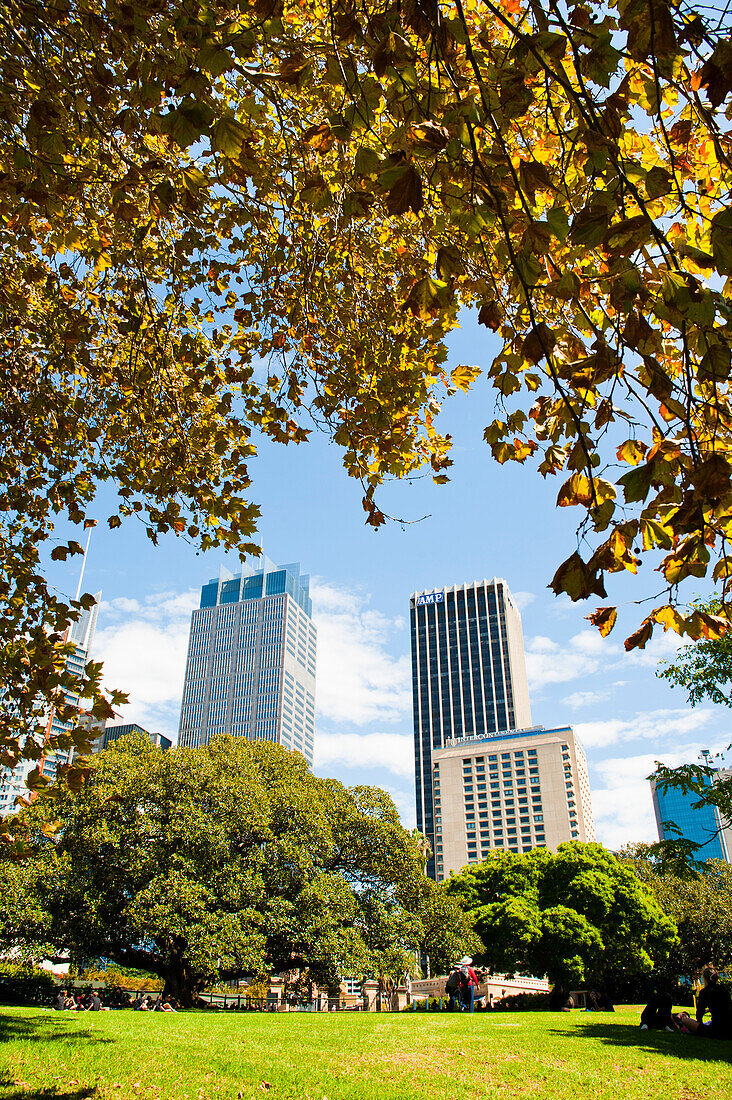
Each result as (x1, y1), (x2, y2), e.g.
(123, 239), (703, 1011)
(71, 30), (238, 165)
(458, 956), (480, 1013)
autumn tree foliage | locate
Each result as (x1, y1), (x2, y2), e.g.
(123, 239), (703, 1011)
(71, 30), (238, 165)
(4, 0), (732, 814)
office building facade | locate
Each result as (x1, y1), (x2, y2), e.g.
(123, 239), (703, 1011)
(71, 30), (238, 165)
(410, 578), (532, 874)
(651, 760), (732, 861)
(178, 557), (316, 764)
(431, 725), (596, 881)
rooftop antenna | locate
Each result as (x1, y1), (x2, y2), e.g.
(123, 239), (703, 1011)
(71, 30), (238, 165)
(74, 527), (93, 601)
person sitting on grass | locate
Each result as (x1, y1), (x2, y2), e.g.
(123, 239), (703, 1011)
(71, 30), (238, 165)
(548, 985), (574, 1012)
(677, 967), (732, 1040)
(160, 997), (177, 1012)
(55, 989), (67, 1011)
(63, 992), (79, 1011)
(640, 991), (676, 1031)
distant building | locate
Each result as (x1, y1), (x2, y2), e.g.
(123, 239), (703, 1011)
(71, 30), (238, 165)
(96, 722), (173, 753)
(0, 593), (101, 816)
(178, 555), (316, 765)
(651, 757), (732, 861)
(41, 592), (101, 780)
(430, 725), (596, 881)
(410, 577), (532, 877)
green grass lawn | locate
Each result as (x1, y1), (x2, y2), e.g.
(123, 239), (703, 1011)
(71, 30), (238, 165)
(1, 1005), (731, 1100)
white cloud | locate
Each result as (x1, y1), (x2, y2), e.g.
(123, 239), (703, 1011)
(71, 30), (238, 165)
(512, 591), (536, 612)
(625, 629), (687, 668)
(311, 580), (411, 726)
(591, 752), (661, 849)
(314, 731), (414, 778)
(562, 690), (609, 709)
(526, 629), (619, 690)
(575, 706), (714, 749)
(590, 742), (729, 849)
(92, 589), (198, 738)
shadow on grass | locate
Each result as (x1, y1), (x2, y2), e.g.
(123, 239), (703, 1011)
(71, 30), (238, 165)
(0, 1013), (112, 1046)
(551, 1019), (732, 1063)
(0, 1083), (98, 1100)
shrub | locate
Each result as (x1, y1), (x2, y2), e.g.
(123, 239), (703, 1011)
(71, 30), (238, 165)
(0, 961), (57, 1006)
(498, 992), (552, 1011)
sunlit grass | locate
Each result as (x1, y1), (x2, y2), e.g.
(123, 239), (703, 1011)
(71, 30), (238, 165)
(1, 1005), (731, 1100)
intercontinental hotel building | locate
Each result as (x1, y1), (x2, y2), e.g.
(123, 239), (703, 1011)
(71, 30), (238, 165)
(410, 578), (595, 880)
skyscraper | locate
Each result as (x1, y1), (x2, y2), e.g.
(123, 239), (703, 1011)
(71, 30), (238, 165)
(0, 592), (101, 815)
(178, 556), (316, 764)
(410, 577), (532, 875)
(651, 757), (732, 861)
(41, 593), (101, 778)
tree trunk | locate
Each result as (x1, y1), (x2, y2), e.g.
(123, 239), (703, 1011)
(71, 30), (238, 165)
(161, 962), (205, 1009)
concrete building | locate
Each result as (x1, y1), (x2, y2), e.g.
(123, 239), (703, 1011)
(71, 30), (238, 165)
(410, 578), (532, 876)
(651, 754), (732, 860)
(431, 725), (596, 881)
(178, 555), (316, 765)
(96, 722), (173, 753)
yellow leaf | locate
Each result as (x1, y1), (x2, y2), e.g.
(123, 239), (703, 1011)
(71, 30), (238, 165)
(587, 606), (617, 636)
(617, 439), (647, 466)
(450, 364), (481, 392)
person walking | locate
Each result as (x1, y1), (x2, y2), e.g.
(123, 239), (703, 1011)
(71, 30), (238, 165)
(458, 957), (480, 1014)
(445, 966), (462, 1011)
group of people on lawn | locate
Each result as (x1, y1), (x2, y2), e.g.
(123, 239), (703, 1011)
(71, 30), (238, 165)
(640, 966), (732, 1041)
(55, 988), (178, 1012)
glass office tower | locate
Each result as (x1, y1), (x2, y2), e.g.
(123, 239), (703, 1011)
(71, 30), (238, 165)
(410, 577), (532, 876)
(0, 593), (101, 815)
(178, 556), (316, 765)
(651, 763), (732, 861)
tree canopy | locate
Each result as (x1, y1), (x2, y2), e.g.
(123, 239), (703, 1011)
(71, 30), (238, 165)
(5, 0), (732, 808)
(0, 733), (472, 1005)
(446, 843), (677, 988)
(623, 844), (732, 982)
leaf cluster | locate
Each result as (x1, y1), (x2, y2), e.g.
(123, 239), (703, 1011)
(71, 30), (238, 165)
(7, 0), (732, 811)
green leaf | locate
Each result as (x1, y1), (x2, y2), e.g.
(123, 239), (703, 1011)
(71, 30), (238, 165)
(212, 115), (249, 160)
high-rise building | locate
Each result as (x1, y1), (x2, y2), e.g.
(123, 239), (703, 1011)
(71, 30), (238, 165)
(431, 725), (596, 881)
(178, 556), (316, 764)
(41, 593), (101, 780)
(651, 757), (732, 861)
(95, 722), (173, 753)
(410, 578), (532, 874)
(0, 593), (101, 815)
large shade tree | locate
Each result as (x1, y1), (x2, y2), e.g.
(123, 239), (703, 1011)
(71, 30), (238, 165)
(623, 844), (732, 984)
(446, 843), (677, 989)
(0, 734), (472, 1005)
(5, 0), (732, 822)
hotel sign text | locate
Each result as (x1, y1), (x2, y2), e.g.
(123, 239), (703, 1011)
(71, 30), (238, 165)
(416, 592), (444, 606)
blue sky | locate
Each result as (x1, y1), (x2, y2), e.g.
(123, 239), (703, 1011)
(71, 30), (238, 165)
(46, 312), (731, 849)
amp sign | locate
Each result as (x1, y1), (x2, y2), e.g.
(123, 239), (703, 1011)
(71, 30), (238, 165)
(416, 592), (444, 606)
